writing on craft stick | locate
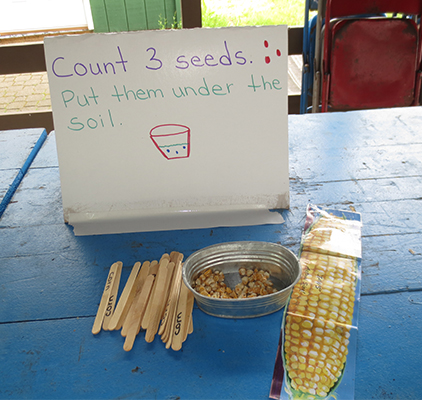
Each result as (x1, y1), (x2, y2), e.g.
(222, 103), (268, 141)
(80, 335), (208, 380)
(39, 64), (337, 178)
(174, 311), (183, 336)
(105, 271), (115, 291)
(105, 294), (115, 317)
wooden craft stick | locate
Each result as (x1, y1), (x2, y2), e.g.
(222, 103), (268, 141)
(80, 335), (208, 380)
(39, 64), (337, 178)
(137, 260), (151, 286)
(156, 261), (174, 323)
(141, 257), (166, 330)
(160, 261), (175, 317)
(135, 261), (152, 334)
(170, 251), (180, 263)
(140, 262), (159, 330)
(92, 261), (122, 335)
(107, 261), (141, 331)
(184, 290), (195, 341)
(188, 314), (194, 335)
(161, 253), (170, 261)
(157, 262), (176, 336)
(144, 258), (170, 343)
(148, 260), (159, 276)
(116, 261), (150, 331)
(158, 253), (181, 336)
(123, 275), (154, 352)
(158, 301), (171, 337)
(171, 281), (189, 351)
(169, 252), (183, 271)
(120, 261), (150, 337)
(102, 262), (123, 330)
(160, 257), (183, 342)
(163, 262), (184, 345)
(163, 256), (184, 347)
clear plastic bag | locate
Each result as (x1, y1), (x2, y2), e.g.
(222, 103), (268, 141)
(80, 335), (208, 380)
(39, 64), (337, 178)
(271, 205), (362, 400)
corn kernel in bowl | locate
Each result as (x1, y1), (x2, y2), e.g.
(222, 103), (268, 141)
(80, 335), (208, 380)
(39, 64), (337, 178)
(191, 267), (278, 299)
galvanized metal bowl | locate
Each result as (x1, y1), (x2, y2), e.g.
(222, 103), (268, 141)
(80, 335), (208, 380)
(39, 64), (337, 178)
(182, 241), (301, 318)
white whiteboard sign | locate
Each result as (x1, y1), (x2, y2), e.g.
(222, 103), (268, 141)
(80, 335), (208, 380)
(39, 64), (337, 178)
(44, 26), (289, 235)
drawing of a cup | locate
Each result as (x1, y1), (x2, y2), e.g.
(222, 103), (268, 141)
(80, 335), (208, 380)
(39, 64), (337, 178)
(150, 124), (191, 160)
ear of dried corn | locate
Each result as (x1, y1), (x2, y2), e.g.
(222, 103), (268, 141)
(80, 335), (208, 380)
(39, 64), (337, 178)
(283, 252), (358, 398)
(302, 215), (362, 260)
(281, 207), (361, 400)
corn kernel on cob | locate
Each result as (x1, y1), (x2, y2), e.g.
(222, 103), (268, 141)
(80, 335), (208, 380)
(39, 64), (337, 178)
(302, 215), (362, 259)
(283, 251), (358, 399)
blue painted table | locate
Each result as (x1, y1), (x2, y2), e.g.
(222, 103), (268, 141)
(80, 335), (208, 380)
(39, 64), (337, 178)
(1, 107), (421, 399)
(0, 128), (47, 218)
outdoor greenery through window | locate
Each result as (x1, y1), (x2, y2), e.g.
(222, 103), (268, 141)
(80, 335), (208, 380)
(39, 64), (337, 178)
(201, 0), (306, 28)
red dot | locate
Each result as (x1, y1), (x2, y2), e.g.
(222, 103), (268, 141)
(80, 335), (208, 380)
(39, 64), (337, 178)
(264, 40), (269, 48)
(276, 49), (281, 57)
(265, 56), (271, 64)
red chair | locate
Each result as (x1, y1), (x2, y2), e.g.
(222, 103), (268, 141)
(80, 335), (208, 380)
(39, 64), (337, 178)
(320, 0), (422, 112)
